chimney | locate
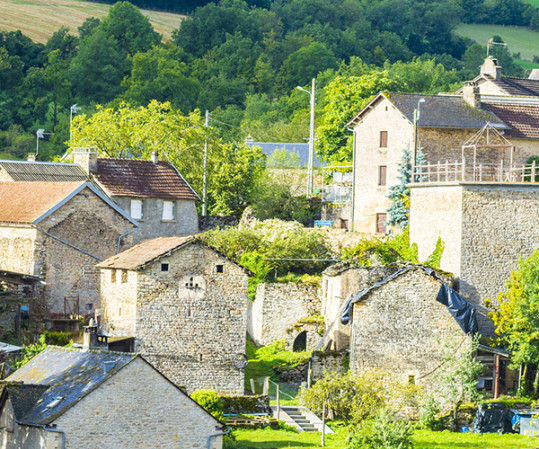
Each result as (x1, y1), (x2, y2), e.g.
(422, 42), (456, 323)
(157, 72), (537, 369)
(480, 57), (502, 80)
(27, 154), (37, 162)
(529, 69), (539, 80)
(83, 318), (108, 351)
(73, 148), (97, 176)
(151, 151), (159, 165)
(463, 82), (481, 109)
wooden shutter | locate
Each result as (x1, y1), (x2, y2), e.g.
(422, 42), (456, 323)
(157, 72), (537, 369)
(376, 213), (387, 234)
(378, 166), (387, 186)
(379, 131), (388, 148)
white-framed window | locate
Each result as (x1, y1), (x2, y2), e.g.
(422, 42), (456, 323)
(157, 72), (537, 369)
(162, 201), (175, 221)
(130, 199), (143, 220)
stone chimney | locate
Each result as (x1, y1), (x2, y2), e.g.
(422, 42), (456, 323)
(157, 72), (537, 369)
(151, 150), (159, 165)
(462, 82), (481, 109)
(529, 69), (539, 80)
(83, 318), (108, 351)
(73, 148), (97, 176)
(480, 57), (502, 80)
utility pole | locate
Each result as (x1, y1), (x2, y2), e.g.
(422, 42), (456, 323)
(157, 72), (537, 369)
(202, 110), (210, 217)
(297, 78), (316, 198)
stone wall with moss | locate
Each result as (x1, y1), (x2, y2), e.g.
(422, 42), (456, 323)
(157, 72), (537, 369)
(249, 282), (321, 347)
(311, 350), (348, 381)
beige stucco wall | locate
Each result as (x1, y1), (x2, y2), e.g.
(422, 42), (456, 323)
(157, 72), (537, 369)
(353, 96), (414, 234)
(100, 269), (138, 335)
(0, 225), (37, 274)
(52, 357), (223, 449)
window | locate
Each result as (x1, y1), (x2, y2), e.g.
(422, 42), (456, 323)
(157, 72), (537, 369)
(376, 213), (387, 234)
(121, 270), (128, 283)
(130, 199), (143, 220)
(111, 269), (116, 283)
(216, 264), (224, 273)
(161, 263), (169, 272)
(378, 165), (387, 186)
(379, 131), (388, 148)
(162, 201), (175, 221)
(408, 375), (416, 385)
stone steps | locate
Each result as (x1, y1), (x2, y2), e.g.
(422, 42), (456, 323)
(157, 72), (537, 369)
(272, 406), (333, 434)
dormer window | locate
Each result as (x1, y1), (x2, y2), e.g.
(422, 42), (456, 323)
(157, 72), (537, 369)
(130, 199), (143, 220)
(162, 201), (175, 221)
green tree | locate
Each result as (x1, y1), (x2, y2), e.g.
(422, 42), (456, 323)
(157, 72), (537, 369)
(489, 250), (539, 395)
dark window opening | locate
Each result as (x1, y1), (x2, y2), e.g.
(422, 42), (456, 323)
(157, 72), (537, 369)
(293, 331), (307, 352)
(86, 303), (93, 312)
(378, 166), (387, 186)
(199, 354), (203, 362)
(408, 375), (416, 385)
(161, 263), (169, 272)
(376, 213), (387, 234)
(216, 264), (224, 273)
(185, 277), (199, 289)
(121, 270), (128, 283)
(379, 131), (388, 148)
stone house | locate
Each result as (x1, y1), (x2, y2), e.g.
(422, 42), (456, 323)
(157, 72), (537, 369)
(343, 265), (476, 389)
(0, 182), (136, 317)
(347, 58), (539, 234)
(96, 236), (249, 395)
(73, 150), (199, 244)
(248, 282), (322, 352)
(0, 346), (224, 449)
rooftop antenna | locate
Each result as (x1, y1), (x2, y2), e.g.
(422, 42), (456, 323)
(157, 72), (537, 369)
(486, 38), (508, 58)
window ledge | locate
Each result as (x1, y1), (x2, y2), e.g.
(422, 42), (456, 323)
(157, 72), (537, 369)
(162, 219), (177, 223)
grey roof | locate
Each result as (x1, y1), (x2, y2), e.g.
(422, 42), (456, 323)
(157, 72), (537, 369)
(246, 142), (326, 167)
(386, 93), (508, 129)
(0, 161), (87, 182)
(5, 347), (137, 425)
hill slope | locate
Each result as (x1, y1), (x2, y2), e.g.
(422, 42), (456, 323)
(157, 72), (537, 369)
(0, 0), (184, 43)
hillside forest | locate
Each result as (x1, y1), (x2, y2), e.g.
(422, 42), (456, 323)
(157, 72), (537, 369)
(1, 0), (538, 216)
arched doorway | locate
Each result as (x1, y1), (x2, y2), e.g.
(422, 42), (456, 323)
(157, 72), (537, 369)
(293, 331), (307, 352)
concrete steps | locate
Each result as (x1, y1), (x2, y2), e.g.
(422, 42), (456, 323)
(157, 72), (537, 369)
(271, 406), (333, 434)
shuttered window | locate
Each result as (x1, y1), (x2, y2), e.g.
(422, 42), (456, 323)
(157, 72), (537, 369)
(130, 199), (143, 219)
(378, 166), (387, 186)
(379, 131), (388, 148)
(162, 201), (175, 221)
(376, 213), (387, 234)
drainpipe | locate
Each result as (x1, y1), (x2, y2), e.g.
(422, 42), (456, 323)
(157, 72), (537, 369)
(207, 426), (230, 449)
(34, 226), (103, 261)
(117, 227), (138, 254)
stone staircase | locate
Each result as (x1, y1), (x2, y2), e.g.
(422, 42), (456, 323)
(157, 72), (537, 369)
(271, 406), (334, 434)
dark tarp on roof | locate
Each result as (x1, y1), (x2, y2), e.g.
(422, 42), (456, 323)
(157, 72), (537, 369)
(340, 265), (478, 335)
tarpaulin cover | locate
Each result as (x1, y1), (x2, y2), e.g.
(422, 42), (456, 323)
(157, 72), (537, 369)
(471, 403), (513, 434)
(340, 265), (479, 335)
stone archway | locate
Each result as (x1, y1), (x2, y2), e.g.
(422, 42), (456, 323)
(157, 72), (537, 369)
(293, 331), (307, 352)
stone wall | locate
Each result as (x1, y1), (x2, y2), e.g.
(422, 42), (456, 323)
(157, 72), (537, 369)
(321, 264), (400, 350)
(350, 268), (466, 388)
(410, 182), (539, 336)
(0, 226), (37, 274)
(101, 241), (249, 395)
(35, 186), (133, 315)
(53, 357), (223, 449)
(199, 215), (239, 232)
(112, 196), (199, 245)
(321, 203), (351, 228)
(249, 282), (321, 347)
(311, 350), (348, 381)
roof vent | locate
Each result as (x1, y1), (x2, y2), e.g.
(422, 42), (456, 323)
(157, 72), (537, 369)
(151, 151), (158, 165)
(46, 397), (64, 409)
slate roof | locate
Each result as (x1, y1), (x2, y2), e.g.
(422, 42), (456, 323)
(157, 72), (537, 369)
(4, 347), (137, 425)
(96, 236), (195, 270)
(484, 74), (539, 97)
(482, 103), (539, 140)
(0, 161), (87, 182)
(245, 142), (326, 167)
(93, 158), (199, 200)
(0, 182), (84, 224)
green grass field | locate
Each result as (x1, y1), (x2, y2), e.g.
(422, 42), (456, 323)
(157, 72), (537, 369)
(232, 427), (539, 449)
(526, 0), (539, 8)
(455, 24), (539, 61)
(0, 0), (184, 43)
(0, 153), (20, 161)
(516, 59), (539, 69)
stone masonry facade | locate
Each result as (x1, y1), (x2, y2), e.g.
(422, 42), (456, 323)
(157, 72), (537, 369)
(350, 268), (466, 389)
(100, 241), (249, 395)
(410, 183), (539, 336)
(51, 358), (223, 449)
(249, 282), (321, 347)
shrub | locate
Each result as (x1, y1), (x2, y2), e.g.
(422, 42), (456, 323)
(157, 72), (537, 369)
(42, 331), (71, 346)
(419, 395), (443, 430)
(349, 411), (414, 449)
(12, 334), (47, 370)
(190, 389), (224, 420)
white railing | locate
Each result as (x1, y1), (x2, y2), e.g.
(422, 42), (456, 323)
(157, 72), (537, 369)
(321, 185), (352, 203)
(412, 159), (538, 184)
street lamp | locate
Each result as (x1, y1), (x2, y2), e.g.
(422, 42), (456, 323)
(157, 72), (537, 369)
(413, 98), (426, 171)
(70, 104), (82, 143)
(296, 78), (316, 198)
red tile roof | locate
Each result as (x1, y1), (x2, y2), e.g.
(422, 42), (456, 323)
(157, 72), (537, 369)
(96, 236), (196, 270)
(93, 158), (199, 200)
(0, 182), (84, 224)
(483, 103), (539, 140)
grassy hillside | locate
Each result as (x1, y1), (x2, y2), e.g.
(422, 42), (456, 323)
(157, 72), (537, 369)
(0, 0), (184, 43)
(455, 24), (539, 60)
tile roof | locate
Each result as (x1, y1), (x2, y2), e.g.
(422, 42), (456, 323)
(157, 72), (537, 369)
(0, 161), (87, 182)
(385, 93), (508, 129)
(483, 103), (539, 140)
(93, 158), (199, 200)
(4, 347), (136, 425)
(497, 76), (539, 97)
(0, 182), (85, 224)
(96, 236), (195, 270)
